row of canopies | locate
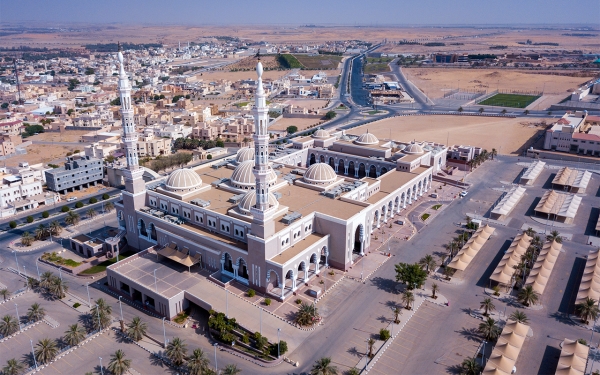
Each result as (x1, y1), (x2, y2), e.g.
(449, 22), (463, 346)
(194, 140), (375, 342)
(490, 186), (526, 220)
(575, 248), (600, 306)
(489, 233), (532, 286)
(447, 224), (495, 272)
(523, 240), (562, 295)
(533, 190), (582, 224)
(482, 320), (530, 375)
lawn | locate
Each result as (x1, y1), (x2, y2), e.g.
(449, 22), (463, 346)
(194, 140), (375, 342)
(432, 204), (442, 210)
(79, 252), (134, 275)
(421, 213), (431, 221)
(293, 54), (343, 70)
(41, 252), (81, 268)
(478, 93), (539, 108)
(368, 110), (384, 115)
(364, 63), (391, 74)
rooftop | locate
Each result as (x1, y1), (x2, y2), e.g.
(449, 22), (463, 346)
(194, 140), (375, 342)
(270, 233), (327, 265)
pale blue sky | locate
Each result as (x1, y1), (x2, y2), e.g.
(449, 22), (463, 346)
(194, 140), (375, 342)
(1, 0), (599, 25)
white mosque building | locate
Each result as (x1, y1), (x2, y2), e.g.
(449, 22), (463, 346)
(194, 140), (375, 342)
(107, 50), (447, 319)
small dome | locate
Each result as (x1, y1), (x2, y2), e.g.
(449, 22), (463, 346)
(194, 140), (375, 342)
(235, 147), (254, 163)
(165, 169), (202, 193)
(403, 143), (424, 155)
(237, 190), (279, 215)
(312, 129), (330, 139)
(304, 163), (337, 185)
(354, 130), (379, 145)
(230, 160), (277, 190)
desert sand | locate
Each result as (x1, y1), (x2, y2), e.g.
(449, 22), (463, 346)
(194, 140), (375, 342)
(269, 117), (322, 132)
(403, 68), (595, 98)
(346, 115), (550, 155)
(27, 130), (89, 143)
(6, 144), (77, 167)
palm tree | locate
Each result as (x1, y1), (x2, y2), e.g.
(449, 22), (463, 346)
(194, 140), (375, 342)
(478, 317), (500, 341)
(576, 297), (600, 324)
(49, 220), (62, 236)
(346, 368), (360, 375)
(63, 323), (86, 347)
(517, 285), (539, 307)
(461, 357), (481, 375)
(509, 310), (529, 324)
(478, 107), (484, 113)
(34, 338), (59, 364)
(64, 210), (80, 226)
(86, 208), (97, 219)
(310, 357), (338, 375)
(401, 290), (415, 310)
(546, 230), (562, 244)
(21, 231), (34, 247)
(166, 336), (187, 366)
(431, 283), (439, 299)
(49, 276), (68, 299)
(40, 271), (54, 289)
(2, 358), (25, 375)
(25, 277), (39, 292)
(458, 106), (463, 113)
(107, 349), (131, 375)
(367, 337), (375, 358)
(490, 148), (497, 160)
(295, 302), (320, 326)
(34, 224), (48, 240)
(0, 315), (19, 337)
(222, 364), (241, 375)
(187, 348), (209, 375)
(127, 316), (147, 341)
(393, 307), (401, 324)
(103, 201), (114, 212)
(525, 227), (536, 237)
(0, 288), (10, 301)
(419, 254), (436, 273)
(26, 303), (46, 322)
(480, 298), (495, 316)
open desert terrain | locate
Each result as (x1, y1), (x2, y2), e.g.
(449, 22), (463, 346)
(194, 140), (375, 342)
(346, 115), (551, 155)
(403, 68), (596, 98)
(269, 117), (323, 132)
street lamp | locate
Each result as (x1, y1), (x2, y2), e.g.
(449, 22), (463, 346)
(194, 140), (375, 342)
(13, 250), (19, 274)
(277, 328), (281, 358)
(35, 259), (40, 278)
(86, 283), (91, 307)
(30, 339), (38, 369)
(23, 265), (26, 278)
(118, 296), (124, 321)
(15, 304), (22, 331)
(162, 317), (167, 348)
(99, 357), (104, 375)
(213, 343), (219, 371)
(95, 304), (101, 331)
(154, 269), (158, 292)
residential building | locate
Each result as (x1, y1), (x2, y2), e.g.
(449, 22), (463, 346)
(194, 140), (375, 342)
(45, 155), (104, 193)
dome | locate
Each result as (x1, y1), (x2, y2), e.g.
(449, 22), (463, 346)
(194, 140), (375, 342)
(304, 163), (337, 185)
(235, 147), (254, 163)
(230, 160), (277, 190)
(237, 190), (279, 215)
(354, 130), (379, 145)
(403, 143), (424, 155)
(165, 169), (203, 193)
(312, 129), (330, 139)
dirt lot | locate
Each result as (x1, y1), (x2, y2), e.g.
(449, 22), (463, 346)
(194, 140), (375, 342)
(404, 68), (595, 98)
(26, 130), (89, 143)
(283, 99), (330, 110)
(346, 115), (551, 155)
(5, 144), (77, 167)
(228, 55), (280, 71)
(294, 54), (343, 70)
(269, 117), (323, 132)
(195, 69), (329, 82)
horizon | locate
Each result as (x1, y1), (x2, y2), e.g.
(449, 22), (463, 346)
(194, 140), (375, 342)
(1, 0), (599, 26)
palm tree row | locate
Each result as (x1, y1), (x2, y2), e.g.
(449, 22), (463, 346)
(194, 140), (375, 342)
(90, 298), (113, 331)
(466, 149), (492, 171)
(162, 336), (239, 375)
(37, 271), (69, 299)
(22, 221), (64, 246)
(418, 254), (437, 274)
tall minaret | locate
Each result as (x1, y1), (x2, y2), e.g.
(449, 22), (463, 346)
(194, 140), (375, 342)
(117, 44), (146, 250)
(250, 56), (275, 238)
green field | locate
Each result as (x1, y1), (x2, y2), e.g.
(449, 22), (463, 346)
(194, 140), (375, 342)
(293, 54), (343, 70)
(79, 252), (134, 275)
(478, 93), (539, 108)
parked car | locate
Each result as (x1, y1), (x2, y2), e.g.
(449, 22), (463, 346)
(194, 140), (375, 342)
(66, 197), (77, 202)
(395, 220), (404, 225)
(430, 193), (438, 198)
(307, 288), (322, 298)
(459, 191), (468, 197)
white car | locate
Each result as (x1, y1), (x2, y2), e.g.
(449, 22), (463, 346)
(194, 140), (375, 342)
(459, 191), (468, 197)
(67, 197), (78, 202)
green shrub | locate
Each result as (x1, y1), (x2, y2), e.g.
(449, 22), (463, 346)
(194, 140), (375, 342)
(206, 154), (212, 160)
(295, 298), (302, 305)
(380, 329), (391, 341)
(73, 302), (81, 308)
(42, 211), (49, 218)
(61, 206), (70, 212)
(269, 340), (288, 356)
(26, 216), (34, 223)
(221, 332), (236, 345)
(89, 197), (98, 204)
(241, 333), (250, 344)
(9, 221), (17, 229)
(75, 202), (83, 208)
(102, 193), (110, 200)
(264, 298), (271, 306)
(247, 289), (255, 297)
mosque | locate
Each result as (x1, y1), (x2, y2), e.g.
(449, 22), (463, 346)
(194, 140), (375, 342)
(107, 50), (447, 318)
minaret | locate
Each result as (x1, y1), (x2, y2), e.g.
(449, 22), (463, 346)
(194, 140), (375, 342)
(117, 44), (146, 250)
(250, 56), (275, 238)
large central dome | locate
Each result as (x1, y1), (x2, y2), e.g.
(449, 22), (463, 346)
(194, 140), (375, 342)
(230, 160), (277, 190)
(354, 130), (379, 145)
(165, 169), (202, 193)
(304, 163), (337, 185)
(235, 147), (254, 164)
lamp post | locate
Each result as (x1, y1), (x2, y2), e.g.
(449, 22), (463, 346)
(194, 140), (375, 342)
(86, 283), (91, 307)
(162, 317), (167, 348)
(13, 250), (19, 274)
(95, 304), (101, 331)
(226, 289), (228, 318)
(99, 357), (104, 375)
(277, 328), (281, 358)
(30, 339), (38, 369)
(260, 308), (262, 335)
(118, 296), (124, 321)
(154, 269), (158, 292)
(23, 265), (26, 278)
(15, 304), (22, 331)
(35, 260), (40, 278)
(58, 267), (63, 281)
(213, 343), (218, 372)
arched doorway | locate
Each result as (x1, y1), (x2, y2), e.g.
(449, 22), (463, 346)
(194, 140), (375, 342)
(354, 224), (364, 255)
(388, 201), (393, 218)
(358, 163), (366, 178)
(373, 210), (379, 230)
(298, 261), (307, 282)
(149, 223), (157, 241)
(319, 155), (325, 163)
(237, 258), (249, 280)
(381, 167), (388, 175)
(394, 196), (400, 213)
(310, 253), (320, 274)
(139, 219), (147, 237)
(285, 269), (295, 292)
(329, 157), (336, 170)
(222, 253), (234, 274)
(369, 165), (377, 177)
(266, 270), (279, 291)
(348, 161), (356, 177)
(309, 154), (316, 166)
(338, 159), (346, 175)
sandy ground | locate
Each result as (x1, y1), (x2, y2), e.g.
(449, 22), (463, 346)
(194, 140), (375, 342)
(196, 69), (333, 82)
(27, 130), (90, 143)
(269, 117), (322, 132)
(283, 99), (329, 110)
(5, 144), (77, 167)
(63, 184), (107, 200)
(404, 68), (595, 98)
(346, 115), (551, 155)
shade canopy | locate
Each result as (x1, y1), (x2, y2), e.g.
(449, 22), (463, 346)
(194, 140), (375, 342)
(447, 225), (495, 271)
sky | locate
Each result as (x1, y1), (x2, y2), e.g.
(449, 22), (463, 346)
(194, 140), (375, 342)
(1, 0), (599, 25)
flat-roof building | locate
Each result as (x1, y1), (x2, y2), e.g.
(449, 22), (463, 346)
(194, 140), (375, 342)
(45, 155), (104, 194)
